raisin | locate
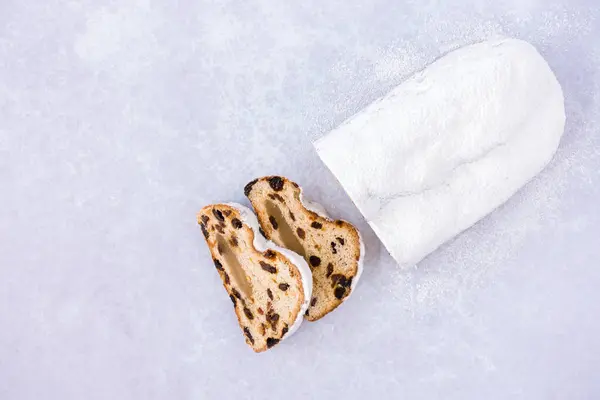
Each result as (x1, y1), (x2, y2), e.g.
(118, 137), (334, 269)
(311, 221), (323, 229)
(310, 297), (317, 306)
(331, 242), (337, 254)
(330, 274), (349, 287)
(259, 227), (267, 239)
(281, 325), (289, 337)
(264, 250), (276, 259)
(268, 194), (277, 200)
(334, 286), (346, 300)
(273, 193), (285, 202)
(232, 288), (242, 300)
(243, 307), (254, 320)
(296, 228), (305, 239)
(346, 277), (353, 288)
(229, 294), (236, 305)
(267, 311), (280, 330)
(326, 263), (334, 278)
(289, 211), (296, 221)
(230, 235), (238, 247)
(243, 327), (255, 345)
(200, 223), (209, 239)
(224, 272), (230, 285)
(231, 218), (242, 229)
(309, 256), (321, 267)
(304, 309), (309, 316)
(212, 208), (225, 222)
(269, 215), (278, 230)
(336, 237), (345, 245)
(223, 210), (232, 217)
(268, 176), (284, 191)
(257, 307), (264, 315)
(267, 288), (273, 300)
(201, 215), (209, 224)
(278, 283), (289, 291)
(215, 224), (225, 234)
(214, 259), (224, 271)
(260, 261), (277, 274)
(266, 337), (280, 348)
(244, 179), (258, 196)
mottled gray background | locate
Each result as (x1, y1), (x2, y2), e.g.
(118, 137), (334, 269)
(1, 1), (599, 399)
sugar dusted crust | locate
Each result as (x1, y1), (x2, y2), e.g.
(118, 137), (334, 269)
(198, 204), (311, 352)
(245, 176), (363, 321)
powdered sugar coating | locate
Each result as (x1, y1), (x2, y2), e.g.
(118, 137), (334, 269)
(315, 38), (566, 268)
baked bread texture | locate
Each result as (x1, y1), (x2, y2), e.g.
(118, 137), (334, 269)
(198, 203), (312, 352)
(244, 176), (364, 321)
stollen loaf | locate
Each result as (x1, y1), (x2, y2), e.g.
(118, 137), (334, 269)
(245, 176), (364, 321)
(314, 38), (565, 267)
(198, 203), (312, 352)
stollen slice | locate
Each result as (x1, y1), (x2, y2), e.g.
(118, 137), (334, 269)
(244, 176), (364, 321)
(198, 203), (312, 352)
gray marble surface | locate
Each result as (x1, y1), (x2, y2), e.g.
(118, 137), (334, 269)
(1, 1), (599, 399)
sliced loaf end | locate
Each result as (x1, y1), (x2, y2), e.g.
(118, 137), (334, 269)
(198, 203), (309, 352)
(245, 176), (363, 321)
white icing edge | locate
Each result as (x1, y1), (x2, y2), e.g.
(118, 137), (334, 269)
(299, 190), (330, 218)
(297, 190), (364, 299)
(223, 203), (312, 340)
(352, 230), (365, 293)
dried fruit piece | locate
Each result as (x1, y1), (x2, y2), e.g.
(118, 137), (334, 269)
(336, 237), (345, 245)
(213, 208), (225, 222)
(267, 288), (273, 300)
(259, 227), (267, 238)
(231, 218), (243, 229)
(331, 242), (337, 254)
(200, 223), (209, 239)
(334, 287), (346, 300)
(326, 263), (334, 278)
(244, 179), (258, 196)
(268, 176), (284, 191)
(214, 259), (224, 271)
(297, 228), (306, 239)
(232, 288), (242, 300)
(266, 338), (280, 348)
(278, 283), (289, 291)
(309, 256), (321, 267)
(269, 215), (278, 229)
(311, 221), (323, 229)
(260, 262), (277, 274)
(243, 307), (254, 320)
(264, 250), (276, 259)
(244, 327), (255, 345)
(201, 215), (209, 224)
